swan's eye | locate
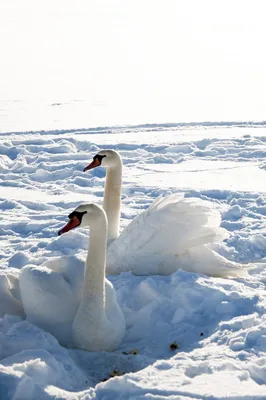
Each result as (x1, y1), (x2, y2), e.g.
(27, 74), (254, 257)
(95, 154), (106, 164)
(68, 211), (87, 222)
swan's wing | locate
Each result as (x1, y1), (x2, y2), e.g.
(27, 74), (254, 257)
(20, 265), (78, 320)
(19, 263), (80, 345)
(107, 194), (229, 275)
(42, 255), (84, 295)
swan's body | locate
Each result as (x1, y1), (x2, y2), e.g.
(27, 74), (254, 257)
(84, 150), (246, 278)
(19, 256), (84, 345)
(19, 204), (125, 351)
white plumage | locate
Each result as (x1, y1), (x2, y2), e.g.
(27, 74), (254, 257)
(107, 194), (245, 277)
(84, 150), (247, 278)
(19, 204), (125, 351)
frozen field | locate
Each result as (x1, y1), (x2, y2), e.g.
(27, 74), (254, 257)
(1, 123), (266, 399)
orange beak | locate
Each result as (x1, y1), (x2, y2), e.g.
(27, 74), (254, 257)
(83, 158), (101, 172)
(58, 216), (80, 236)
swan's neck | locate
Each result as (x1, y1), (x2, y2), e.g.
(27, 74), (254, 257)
(103, 160), (122, 242)
(82, 215), (107, 311)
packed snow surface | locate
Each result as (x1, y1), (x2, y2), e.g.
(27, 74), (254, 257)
(1, 122), (266, 399)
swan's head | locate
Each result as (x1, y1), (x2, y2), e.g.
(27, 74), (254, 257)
(58, 203), (106, 235)
(83, 150), (121, 172)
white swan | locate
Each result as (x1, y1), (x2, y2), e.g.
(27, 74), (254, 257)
(83, 150), (246, 278)
(19, 203), (125, 352)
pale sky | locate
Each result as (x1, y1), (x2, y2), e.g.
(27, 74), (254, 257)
(1, 0), (266, 129)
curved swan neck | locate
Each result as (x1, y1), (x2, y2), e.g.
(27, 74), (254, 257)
(82, 214), (107, 310)
(103, 158), (122, 242)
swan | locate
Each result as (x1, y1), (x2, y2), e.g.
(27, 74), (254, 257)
(19, 203), (126, 352)
(83, 150), (247, 278)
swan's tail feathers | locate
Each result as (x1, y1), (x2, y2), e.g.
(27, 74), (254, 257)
(179, 246), (248, 278)
(107, 194), (231, 275)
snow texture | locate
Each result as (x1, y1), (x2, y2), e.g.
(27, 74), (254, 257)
(1, 123), (266, 399)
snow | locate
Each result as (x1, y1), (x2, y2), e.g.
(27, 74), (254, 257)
(1, 123), (266, 399)
(1, 0), (266, 397)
